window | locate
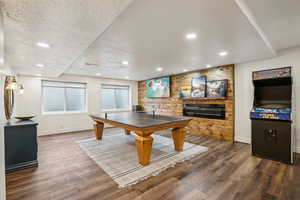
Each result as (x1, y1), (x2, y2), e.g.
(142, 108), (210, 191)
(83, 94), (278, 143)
(42, 80), (87, 113)
(101, 84), (130, 111)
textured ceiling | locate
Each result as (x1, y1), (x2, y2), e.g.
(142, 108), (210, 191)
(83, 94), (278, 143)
(1, 0), (134, 77)
(66, 0), (274, 80)
(1, 0), (300, 80)
(243, 0), (300, 50)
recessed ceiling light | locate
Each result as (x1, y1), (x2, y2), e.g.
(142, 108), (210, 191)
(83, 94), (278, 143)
(36, 63), (45, 68)
(125, 76), (129, 79)
(183, 69), (187, 72)
(96, 72), (101, 76)
(219, 51), (228, 56)
(186, 33), (197, 40)
(37, 42), (50, 48)
(122, 61), (129, 65)
(36, 74), (42, 77)
(156, 67), (163, 72)
(206, 64), (211, 68)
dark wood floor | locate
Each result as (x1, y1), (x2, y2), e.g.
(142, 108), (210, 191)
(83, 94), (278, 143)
(6, 128), (300, 200)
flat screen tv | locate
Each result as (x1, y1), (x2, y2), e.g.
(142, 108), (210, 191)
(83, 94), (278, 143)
(146, 77), (170, 98)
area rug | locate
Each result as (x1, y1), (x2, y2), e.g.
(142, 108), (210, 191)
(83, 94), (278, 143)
(77, 130), (208, 188)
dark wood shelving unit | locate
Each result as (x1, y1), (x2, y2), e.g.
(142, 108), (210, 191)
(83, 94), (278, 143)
(181, 97), (227, 100)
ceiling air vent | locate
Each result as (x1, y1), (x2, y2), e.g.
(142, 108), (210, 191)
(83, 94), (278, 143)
(85, 62), (98, 66)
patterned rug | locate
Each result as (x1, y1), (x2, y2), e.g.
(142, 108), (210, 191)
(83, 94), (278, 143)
(77, 129), (208, 188)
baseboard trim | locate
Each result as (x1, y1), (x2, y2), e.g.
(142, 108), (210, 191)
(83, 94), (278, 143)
(6, 160), (38, 174)
(234, 138), (250, 144)
(235, 138), (300, 154)
(38, 125), (115, 136)
(39, 127), (92, 136)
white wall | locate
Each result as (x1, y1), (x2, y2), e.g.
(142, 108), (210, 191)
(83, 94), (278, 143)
(235, 47), (300, 152)
(15, 74), (138, 136)
(0, 7), (6, 200)
(0, 75), (6, 199)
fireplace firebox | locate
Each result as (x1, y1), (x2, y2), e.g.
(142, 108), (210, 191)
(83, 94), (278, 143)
(183, 104), (225, 120)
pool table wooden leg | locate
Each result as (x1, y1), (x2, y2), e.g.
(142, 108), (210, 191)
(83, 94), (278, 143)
(172, 127), (186, 152)
(125, 129), (131, 135)
(94, 122), (104, 140)
(135, 135), (153, 166)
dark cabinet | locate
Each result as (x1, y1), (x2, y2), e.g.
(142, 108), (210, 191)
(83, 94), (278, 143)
(5, 120), (38, 173)
(252, 119), (292, 164)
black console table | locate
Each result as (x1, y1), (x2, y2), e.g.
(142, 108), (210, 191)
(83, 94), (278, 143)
(4, 120), (38, 173)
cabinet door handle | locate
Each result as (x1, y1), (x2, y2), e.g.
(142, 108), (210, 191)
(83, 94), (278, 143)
(264, 129), (277, 143)
(271, 129), (277, 143)
(264, 129), (269, 142)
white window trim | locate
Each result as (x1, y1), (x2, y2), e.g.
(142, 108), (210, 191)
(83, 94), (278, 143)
(101, 108), (132, 113)
(41, 80), (88, 115)
(100, 83), (132, 112)
(42, 111), (88, 115)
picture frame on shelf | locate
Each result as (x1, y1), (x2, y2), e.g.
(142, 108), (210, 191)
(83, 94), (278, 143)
(191, 76), (206, 98)
(206, 79), (228, 98)
(179, 85), (191, 98)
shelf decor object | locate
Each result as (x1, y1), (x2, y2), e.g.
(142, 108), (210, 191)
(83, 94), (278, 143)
(206, 79), (228, 98)
(4, 75), (25, 120)
(4, 76), (15, 120)
(191, 76), (206, 98)
(15, 115), (35, 121)
(179, 85), (192, 98)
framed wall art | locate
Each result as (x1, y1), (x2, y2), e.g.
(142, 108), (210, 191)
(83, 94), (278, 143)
(191, 76), (206, 98)
(179, 85), (191, 98)
(206, 80), (228, 98)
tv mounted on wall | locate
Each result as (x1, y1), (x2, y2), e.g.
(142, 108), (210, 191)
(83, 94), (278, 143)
(146, 77), (170, 98)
